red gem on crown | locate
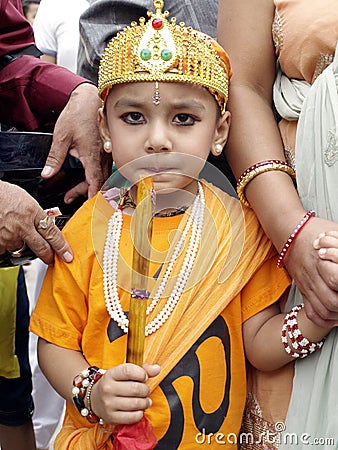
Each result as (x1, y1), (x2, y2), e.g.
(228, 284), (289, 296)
(152, 18), (163, 29)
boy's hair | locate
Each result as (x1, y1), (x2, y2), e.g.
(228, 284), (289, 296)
(98, 0), (231, 114)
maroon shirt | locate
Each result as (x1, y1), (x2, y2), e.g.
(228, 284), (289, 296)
(0, 0), (90, 131)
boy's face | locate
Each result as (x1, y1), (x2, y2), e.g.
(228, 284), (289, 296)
(99, 82), (230, 193)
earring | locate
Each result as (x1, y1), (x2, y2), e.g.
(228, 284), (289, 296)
(212, 143), (223, 156)
(104, 140), (112, 151)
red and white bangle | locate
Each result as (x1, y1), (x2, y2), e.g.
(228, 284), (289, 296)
(277, 210), (316, 268)
(281, 304), (325, 358)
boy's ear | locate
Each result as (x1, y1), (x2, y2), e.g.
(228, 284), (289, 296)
(98, 108), (112, 153)
(212, 111), (231, 155)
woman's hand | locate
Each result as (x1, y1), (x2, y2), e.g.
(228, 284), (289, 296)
(285, 217), (338, 327)
(90, 363), (161, 425)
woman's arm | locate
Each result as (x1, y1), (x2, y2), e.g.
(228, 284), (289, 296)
(218, 0), (338, 325)
(218, 0), (305, 247)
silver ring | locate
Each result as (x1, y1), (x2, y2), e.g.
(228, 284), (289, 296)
(9, 242), (26, 258)
(37, 216), (49, 230)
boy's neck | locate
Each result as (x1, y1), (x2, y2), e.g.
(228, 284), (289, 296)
(154, 191), (195, 217)
(120, 180), (200, 217)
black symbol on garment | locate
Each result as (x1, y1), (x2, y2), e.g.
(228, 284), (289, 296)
(155, 315), (231, 449)
(107, 312), (129, 342)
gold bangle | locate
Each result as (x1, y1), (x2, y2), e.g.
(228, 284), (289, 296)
(236, 161), (296, 207)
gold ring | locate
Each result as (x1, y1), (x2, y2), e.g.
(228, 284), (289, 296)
(9, 242), (26, 258)
(37, 216), (49, 230)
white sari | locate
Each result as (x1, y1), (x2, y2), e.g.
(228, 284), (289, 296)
(274, 43), (338, 448)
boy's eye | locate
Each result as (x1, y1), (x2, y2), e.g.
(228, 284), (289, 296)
(121, 112), (144, 124)
(173, 114), (195, 125)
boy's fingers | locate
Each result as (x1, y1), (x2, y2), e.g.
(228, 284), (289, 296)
(109, 363), (148, 382)
(143, 363), (161, 378)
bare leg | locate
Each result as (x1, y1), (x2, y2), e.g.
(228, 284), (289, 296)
(0, 421), (37, 450)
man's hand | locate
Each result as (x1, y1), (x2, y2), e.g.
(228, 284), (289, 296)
(41, 83), (110, 200)
(0, 181), (73, 265)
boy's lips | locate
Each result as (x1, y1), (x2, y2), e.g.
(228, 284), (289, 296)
(143, 167), (178, 175)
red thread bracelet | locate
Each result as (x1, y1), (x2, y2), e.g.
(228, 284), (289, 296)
(277, 210), (315, 268)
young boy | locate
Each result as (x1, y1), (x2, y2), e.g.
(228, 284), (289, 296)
(30, 1), (331, 448)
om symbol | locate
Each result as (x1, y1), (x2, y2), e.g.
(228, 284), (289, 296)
(156, 315), (231, 449)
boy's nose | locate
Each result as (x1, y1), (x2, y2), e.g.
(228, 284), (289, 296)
(145, 125), (172, 153)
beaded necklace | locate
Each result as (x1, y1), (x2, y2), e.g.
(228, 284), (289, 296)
(103, 182), (205, 335)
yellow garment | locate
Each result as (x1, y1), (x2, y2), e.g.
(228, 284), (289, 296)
(0, 266), (20, 378)
(30, 181), (290, 449)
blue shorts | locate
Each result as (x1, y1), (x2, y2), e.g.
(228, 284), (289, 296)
(0, 268), (34, 426)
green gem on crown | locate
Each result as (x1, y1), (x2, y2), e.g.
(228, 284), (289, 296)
(161, 49), (172, 61)
(140, 49), (152, 60)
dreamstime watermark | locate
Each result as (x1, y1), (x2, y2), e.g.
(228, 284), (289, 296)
(195, 422), (336, 446)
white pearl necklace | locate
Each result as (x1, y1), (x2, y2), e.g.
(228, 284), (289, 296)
(103, 182), (205, 336)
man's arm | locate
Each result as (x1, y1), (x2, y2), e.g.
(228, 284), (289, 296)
(0, 56), (88, 131)
(0, 0), (107, 262)
(0, 0), (88, 131)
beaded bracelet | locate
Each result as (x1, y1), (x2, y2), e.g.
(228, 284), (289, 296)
(286, 305), (325, 353)
(72, 366), (106, 424)
(86, 369), (106, 424)
(236, 160), (296, 207)
(277, 210), (315, 268)
(281, 304), (325, 358)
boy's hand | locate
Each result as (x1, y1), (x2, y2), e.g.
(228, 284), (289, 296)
(312, 232), (338, 319)
(90, 363), (160, 425)
(314, 231), (338, 264)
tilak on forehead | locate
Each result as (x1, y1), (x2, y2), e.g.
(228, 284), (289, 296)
(98, 0), (231, 114)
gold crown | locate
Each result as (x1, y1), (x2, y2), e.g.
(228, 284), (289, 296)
(98, 0), (231, 114)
